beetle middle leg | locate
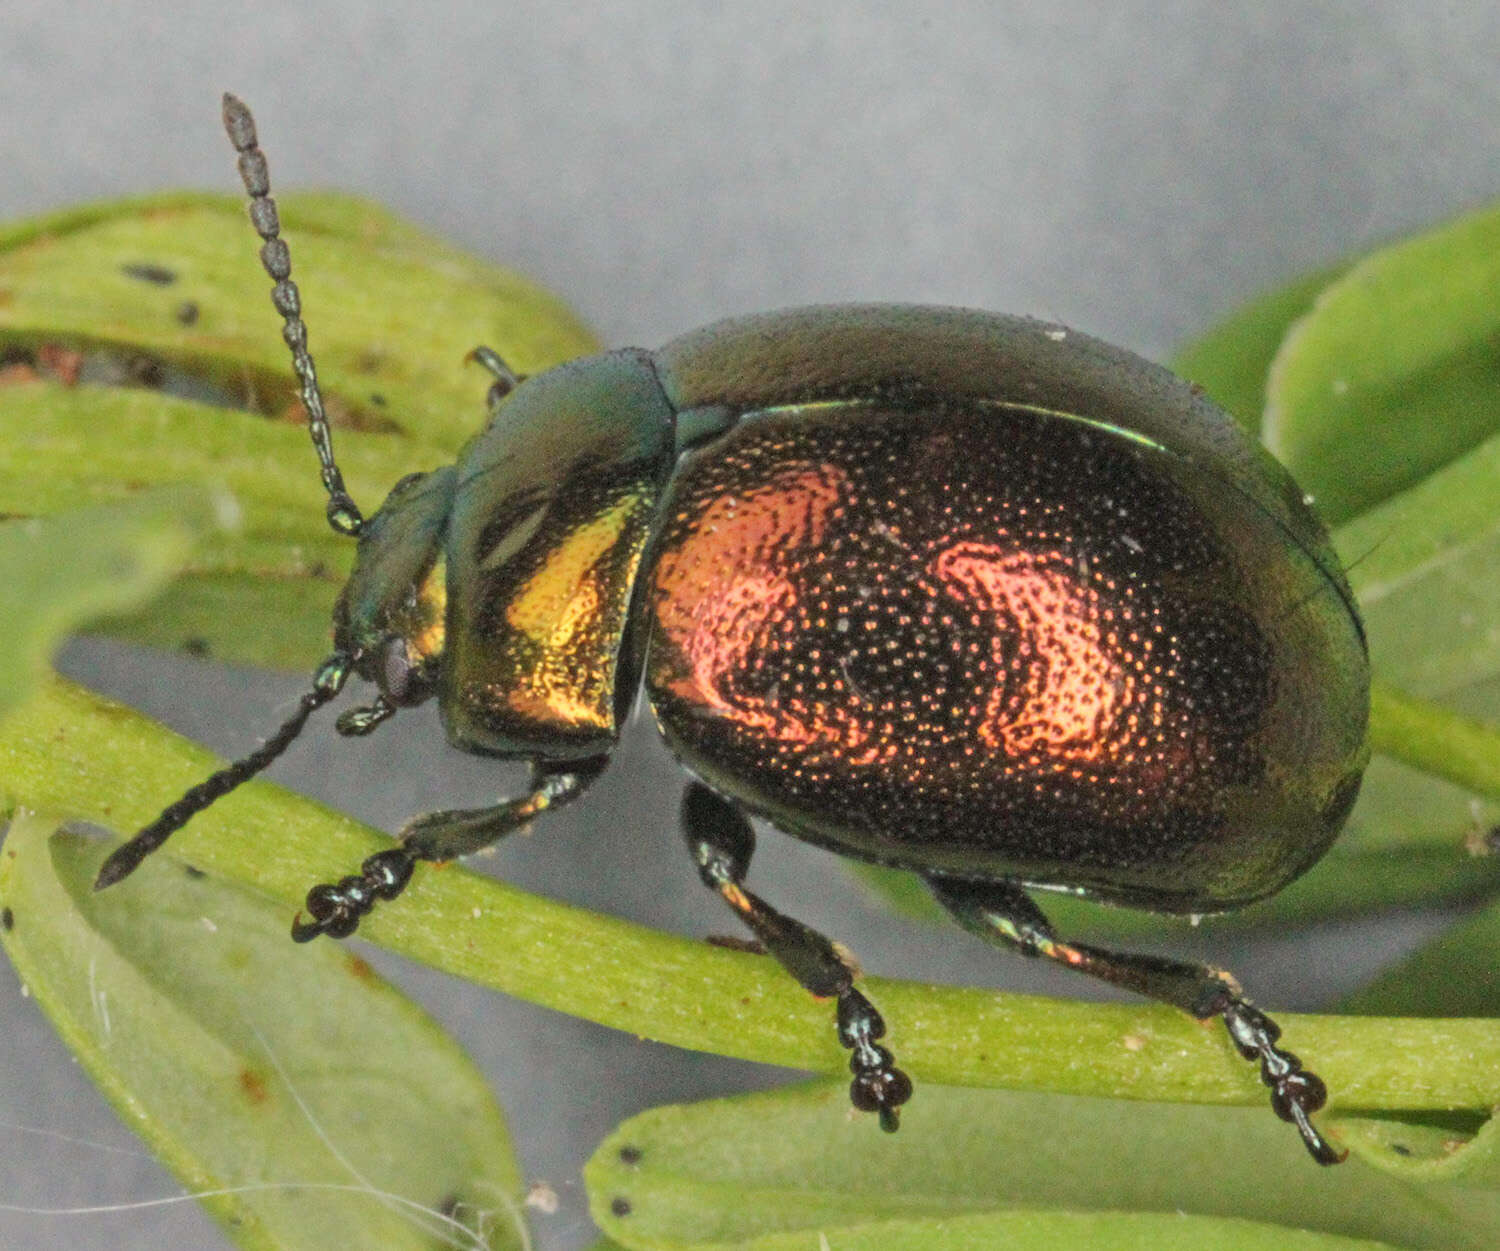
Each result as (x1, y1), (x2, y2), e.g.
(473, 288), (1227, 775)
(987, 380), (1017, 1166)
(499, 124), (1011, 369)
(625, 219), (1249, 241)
(291, 756), (607, 942)
(681, 781), (913, 1131)
(922, 872), (1345, 1165)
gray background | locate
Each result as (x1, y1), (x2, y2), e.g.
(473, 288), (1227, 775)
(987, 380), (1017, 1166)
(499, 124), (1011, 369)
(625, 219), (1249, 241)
(3, 3), (1500, 1248)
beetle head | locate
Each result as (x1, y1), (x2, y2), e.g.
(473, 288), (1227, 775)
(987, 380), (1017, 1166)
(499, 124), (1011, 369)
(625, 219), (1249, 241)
(331, 465), (458, 730)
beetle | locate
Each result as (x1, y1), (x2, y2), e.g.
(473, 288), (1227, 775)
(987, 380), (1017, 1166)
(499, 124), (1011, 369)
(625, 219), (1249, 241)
(97, 94), (1369, 1165)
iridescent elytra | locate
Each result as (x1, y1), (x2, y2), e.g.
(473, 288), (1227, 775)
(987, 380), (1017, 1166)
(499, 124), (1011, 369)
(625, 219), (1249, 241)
(100, 94), (1369, 1164)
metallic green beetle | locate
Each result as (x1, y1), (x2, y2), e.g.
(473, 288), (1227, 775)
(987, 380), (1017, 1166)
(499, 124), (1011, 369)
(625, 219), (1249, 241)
(101, 94), (1369, 1164)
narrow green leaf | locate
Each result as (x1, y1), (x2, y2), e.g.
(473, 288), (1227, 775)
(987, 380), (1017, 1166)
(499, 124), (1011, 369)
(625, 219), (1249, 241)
(0, 810), (525, 1251)
(586, 1082), (1487, 1250)
(1170, 264), (1345, 435)
(1264, 201), (1500, 525)
(1335, 427), (1500, 700)
(628, 1213), (1406, 1251)
(1367, 685), (1500, 805)
(6, 678), (1500, 1119)
(0, 487), (231, 721)
(0, 191), (598, 671)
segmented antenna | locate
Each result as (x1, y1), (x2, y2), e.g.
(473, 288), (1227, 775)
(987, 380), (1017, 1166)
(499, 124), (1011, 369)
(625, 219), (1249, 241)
(94, 652), (354, 890)
(222, 92), (364, 536)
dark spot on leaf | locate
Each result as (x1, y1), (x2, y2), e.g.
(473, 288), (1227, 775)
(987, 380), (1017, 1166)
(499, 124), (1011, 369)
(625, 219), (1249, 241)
(1391, 1142), (1412, 1156)
(355, 349), (386, 374)
(238, 1068), (269, 1104)
(705, 933), (766, 955)
(125, 355), (167, 389)
(437, 1193), (461, 1218)
(1, 906), (13, 931)
(369, 392), (387, 407)
(122, 262), (178, 286)
(1189, 381), (1206, 397)
(183, 864), (206, 880)
(610, 1196), (632, 1218)
(345, 953), (376, 982)
(182, 636), (211, 657)
(617, 1145), (642, 1166)
(176, 300), (200, 326)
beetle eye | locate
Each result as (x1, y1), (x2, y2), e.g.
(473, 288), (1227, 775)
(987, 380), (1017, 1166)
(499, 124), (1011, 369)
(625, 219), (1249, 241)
(379, 635), (430, 707)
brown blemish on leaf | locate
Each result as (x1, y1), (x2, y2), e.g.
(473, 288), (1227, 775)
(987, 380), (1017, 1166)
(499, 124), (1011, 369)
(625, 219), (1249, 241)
(0, 363), (39, 386)
(37, 344), (84, 386)
(345, 953), (376, 982)
(238, 1067), (270, 1104)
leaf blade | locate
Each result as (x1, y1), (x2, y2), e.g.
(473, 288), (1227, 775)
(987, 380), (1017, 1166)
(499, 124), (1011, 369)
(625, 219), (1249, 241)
(586, 1082), (1488, 1250)
(0, 810), (525, 1251)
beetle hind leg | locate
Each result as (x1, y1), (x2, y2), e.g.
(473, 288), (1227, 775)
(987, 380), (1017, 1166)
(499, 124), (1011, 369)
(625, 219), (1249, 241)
(291, 756), (606, 942)
(923, 873), (1345, 1165)
(682, 782), (913, 1131)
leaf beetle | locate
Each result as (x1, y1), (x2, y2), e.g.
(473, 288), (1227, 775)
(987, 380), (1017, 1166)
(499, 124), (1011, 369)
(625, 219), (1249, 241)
(99, 94), (1369, 1165)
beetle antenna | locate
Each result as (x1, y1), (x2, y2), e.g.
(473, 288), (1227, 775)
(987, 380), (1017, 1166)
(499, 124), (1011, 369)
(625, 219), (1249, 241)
(222, 92), (364, 537)
(94, 652), (355, 890)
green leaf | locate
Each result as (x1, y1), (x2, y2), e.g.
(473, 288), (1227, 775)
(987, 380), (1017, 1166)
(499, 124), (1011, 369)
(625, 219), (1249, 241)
(0, 191), (598, 671)
(7, 678), (1500, 1121)
(1342, 894), (1500, 1018)
(586, 1082), (1492, 1250)
(1170, 263), (1345, 436)
(1264, 202), (1500, 526)
(1366, 685), (1500, 805)
(0, 810), (525, 1251)
(0, 487), (232, 722)
(1336, 428), (1500, 701)
(613, 1214), (1407, 1251)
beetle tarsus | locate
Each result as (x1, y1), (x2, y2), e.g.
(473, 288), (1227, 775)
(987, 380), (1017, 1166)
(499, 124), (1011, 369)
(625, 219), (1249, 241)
(290, 847), (416, 942)
(468, 344), (527, 412)
(839, 988), (913, 1131)
(290, 762), (605, 940)
(1220, 1000), (1345, 1165)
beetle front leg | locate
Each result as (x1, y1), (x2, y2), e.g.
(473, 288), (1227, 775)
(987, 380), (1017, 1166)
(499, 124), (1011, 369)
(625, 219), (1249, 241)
(681, 782), (912, 1130)
(923, 873), (1345, 1165)
(292, 756), (607, 942)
